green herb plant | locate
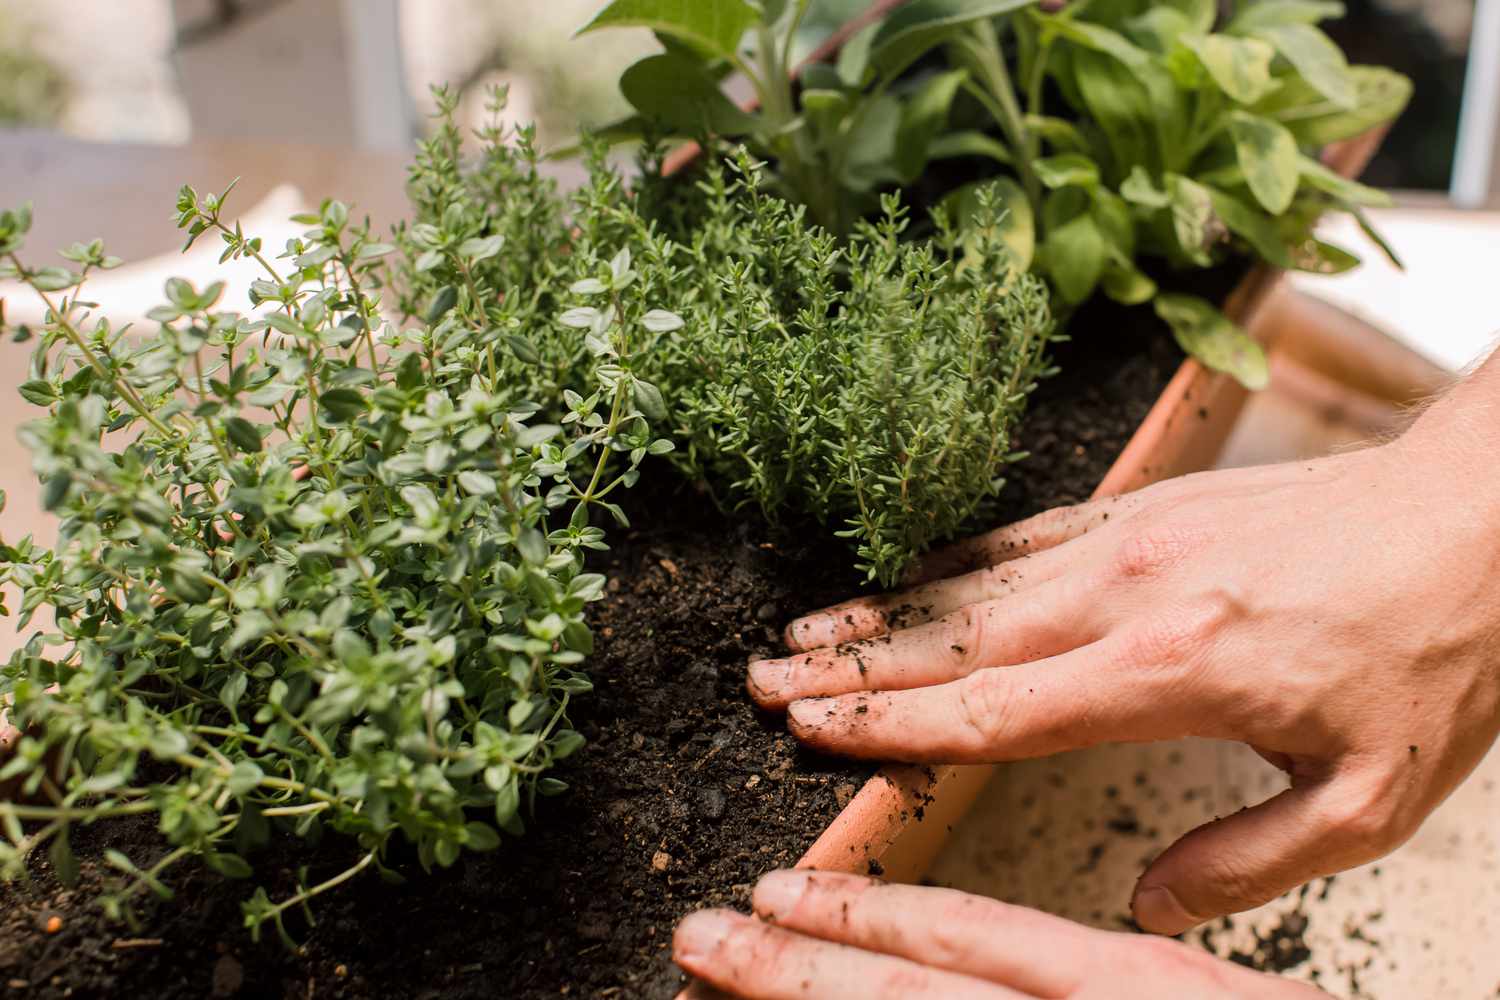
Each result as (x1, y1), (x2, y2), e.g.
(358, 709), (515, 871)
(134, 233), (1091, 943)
(576, 0), (1411, 390)
(577, 0), (1036, 237)
(936, 0), (1411, 388)
(0, 164), (675, 940)
(393, 90), (1056, 585)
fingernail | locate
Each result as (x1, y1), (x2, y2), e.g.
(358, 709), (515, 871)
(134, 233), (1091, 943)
(746, 659), (789, 700)
(673, 909), (740, 966)
(1132, 885), (1197, 936)
(784, 618), (815, 651)
(787, 698), (831, 734)
(753, 869), (810, 921)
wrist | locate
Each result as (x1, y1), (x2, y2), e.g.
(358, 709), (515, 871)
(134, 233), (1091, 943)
(1387, 352), (1500, 516)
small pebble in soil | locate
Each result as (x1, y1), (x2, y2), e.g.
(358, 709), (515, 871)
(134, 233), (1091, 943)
(651, 851), (672, 872)
(755, 601), (781, 624)
(698, 787), (728, 821)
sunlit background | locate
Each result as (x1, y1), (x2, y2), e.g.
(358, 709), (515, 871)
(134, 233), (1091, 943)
(0, 1), (1487, 187)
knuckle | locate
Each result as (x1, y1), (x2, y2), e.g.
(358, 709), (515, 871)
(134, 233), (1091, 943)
(1319, 777), (1411, 858)
(956, 668), (1009, 746)
(923, 899), (983, 968)
(1124, 593), (1237, 671)
(1110, 520), (1205, 582)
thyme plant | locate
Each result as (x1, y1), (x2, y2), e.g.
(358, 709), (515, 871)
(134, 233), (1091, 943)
(0, 179), (673, 939)
(394, 89), (1056, 585)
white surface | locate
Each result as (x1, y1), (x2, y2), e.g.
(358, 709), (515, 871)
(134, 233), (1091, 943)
(1290, 208), (1500, 372)
(0, 184), (310, 332)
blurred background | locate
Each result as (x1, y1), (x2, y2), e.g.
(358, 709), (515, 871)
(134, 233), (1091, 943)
(0, 1), (1490, 185)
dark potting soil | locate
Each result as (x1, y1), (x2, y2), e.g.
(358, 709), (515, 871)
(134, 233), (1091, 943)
(0, 323), (1183, 1000)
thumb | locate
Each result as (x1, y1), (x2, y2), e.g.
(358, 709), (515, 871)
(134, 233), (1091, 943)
(1130, 778), (1386, 935)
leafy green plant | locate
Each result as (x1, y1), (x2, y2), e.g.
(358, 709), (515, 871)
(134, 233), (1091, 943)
(0, 167), (674, 939)
(577, 0), (1410, 389)
(936, 0), (1412, 388)
(393, 90), (1055, 585)
(578, 0), (1036, 236)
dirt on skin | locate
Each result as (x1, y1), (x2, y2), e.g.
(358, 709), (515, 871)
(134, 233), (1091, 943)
(0, 325), (1182, 999)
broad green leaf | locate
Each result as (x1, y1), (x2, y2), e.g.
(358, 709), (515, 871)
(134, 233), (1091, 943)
(1261, 65), (1412, 147)
(1025, 114), (1091, 155)
(619, 54), (756, 136)
(942, 177), (1034, 271)
(1034, 154), (1101, 190)
(836, 19), (881, 87)
(839, 94), (903, 192)
(1230, 1), (1346, 33)
(927, 130), (1014, 166)
(869, 0), (1035, 79)
(1165, 0), (1216, 32)
(894, 69), (968, 183)
(1166, 173), (1216, 265)
(1154, 294), (1269, 390)
(1205, 185), (1294, 267)
(1188, 34), (1279, 105)
(1121, 166), (1171, 208)
(577, 0), (757, 64)
(1100, 263), (1158, 305)
(1289, 237), (1361, 274)
(1297, 154), (1393, 207)
(1042, 18), (1154, 69)
(1251, 22), (1356, 109)
(1229, 112), (1300, 213)
(1043, 212), (1105, 305)
(1125, 8), (1195, 54)
(1070, 48), (1158, 177)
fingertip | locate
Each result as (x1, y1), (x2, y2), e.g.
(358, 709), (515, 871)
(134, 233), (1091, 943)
(786, 698), (832, 742)
(783, 619), (809, 652)
(673, 909), (744, 969)
(751, 868), (811, 921)
(745, 658), (791, 710)
(1130, 884), (1198, 937)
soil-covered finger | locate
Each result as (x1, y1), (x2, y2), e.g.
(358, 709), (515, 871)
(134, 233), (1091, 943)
(752, 870), (1091, 996)
(784, 545), (1082, 652)
(783, 639), (1189, 763)
(905, 495), (1144, 585)
(751, 579), (1095, 710)
(673, 909), (1022, 1000)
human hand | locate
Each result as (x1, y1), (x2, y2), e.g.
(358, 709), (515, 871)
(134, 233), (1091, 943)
(673, 870), (1321, 998)
(746, 366), (1500, 936)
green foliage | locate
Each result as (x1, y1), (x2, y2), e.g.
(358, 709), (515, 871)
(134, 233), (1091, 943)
(580, 0), (1033, 236)
(0, 163), (672, 938)
(938, 0), (1411, 389)
(578, 0), (1410, 391)
(395, 88), (1055, 585)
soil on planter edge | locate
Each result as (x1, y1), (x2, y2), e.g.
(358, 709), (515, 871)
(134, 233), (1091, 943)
(0, 315), (1184, 1000)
